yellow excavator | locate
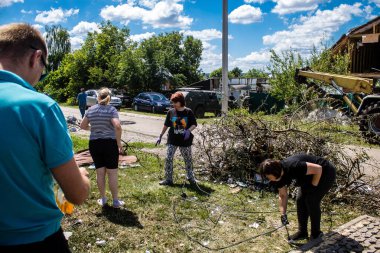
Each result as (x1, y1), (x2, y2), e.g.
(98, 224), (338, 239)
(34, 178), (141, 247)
(295, 68), (380, 144)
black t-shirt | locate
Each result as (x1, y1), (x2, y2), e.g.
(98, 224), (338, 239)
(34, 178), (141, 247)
(273, 154), (333, 189)
(164, 108), (197, 147)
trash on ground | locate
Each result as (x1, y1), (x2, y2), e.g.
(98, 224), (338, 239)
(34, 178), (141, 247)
(230, 187), (242, 194)
(202, 241), (210, 246)
(63, 232), (73, 240)
(236, 181), (248, 188)
(249, 222), (260, 229)
(307, 108), (350, 125)
(95, 239), (106, 246)
(73, 219), (83, 225)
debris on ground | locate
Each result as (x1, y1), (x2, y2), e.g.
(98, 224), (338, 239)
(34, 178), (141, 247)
(95, 239), (106, 246)
(194, 110), (380, 215)
(306, 108), (351, 125)
(249, 222), (260, 229)
(64, 232), (73, 240)
(74, 150), (138, 167)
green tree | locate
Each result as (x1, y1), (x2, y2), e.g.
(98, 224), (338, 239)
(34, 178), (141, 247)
(45, 25), (71, 71)
(243, 68), (269, 78)
(41, 23), (204, 102)
(230, 67), (243, 78)
(268, 49), (305, 105)
(182, 36), (203, 84)
(210, 67), (222, 78)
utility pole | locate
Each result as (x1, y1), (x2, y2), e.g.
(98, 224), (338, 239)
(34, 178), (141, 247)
(222, 0), (229, 114)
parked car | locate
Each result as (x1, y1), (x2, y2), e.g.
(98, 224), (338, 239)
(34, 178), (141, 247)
(109, 89), (133, 108)
(177, 89), (221, 118)
(133, 92), (171, 113)
(86, 89), (122, 110)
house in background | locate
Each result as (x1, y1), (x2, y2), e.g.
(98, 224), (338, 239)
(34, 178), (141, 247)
(332, 16), (380, 79)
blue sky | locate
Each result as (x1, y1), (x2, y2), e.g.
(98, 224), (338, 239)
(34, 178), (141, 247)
(0, 0), (379, 72)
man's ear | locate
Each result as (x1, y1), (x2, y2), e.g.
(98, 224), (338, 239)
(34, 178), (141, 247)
(29, 50), (42, 68)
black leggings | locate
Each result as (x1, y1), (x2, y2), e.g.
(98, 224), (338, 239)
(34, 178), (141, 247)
(0, 227), (70, 253)
(296, 166), (336, 238)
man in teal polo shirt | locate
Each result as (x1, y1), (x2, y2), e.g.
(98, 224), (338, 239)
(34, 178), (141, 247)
(0, 23), (90, 252)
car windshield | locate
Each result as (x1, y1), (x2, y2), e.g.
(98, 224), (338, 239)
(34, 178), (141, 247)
(151, 94), (168, 101)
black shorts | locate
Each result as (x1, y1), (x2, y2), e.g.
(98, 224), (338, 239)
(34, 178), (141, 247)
(89, 139), (119, 169)
(0, 227), (70, 253)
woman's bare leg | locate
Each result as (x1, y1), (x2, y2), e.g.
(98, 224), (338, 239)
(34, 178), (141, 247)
(107, 168), (119, 200)
(96, 167), (106, 199)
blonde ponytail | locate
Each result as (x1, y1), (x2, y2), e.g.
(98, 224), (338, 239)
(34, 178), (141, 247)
(98, 88), (111, 105)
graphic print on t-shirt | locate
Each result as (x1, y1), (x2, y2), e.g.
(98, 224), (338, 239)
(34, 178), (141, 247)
(172, 116), (188, 135)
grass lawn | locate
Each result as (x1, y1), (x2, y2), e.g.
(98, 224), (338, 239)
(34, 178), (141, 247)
(62, 137), (364, 252)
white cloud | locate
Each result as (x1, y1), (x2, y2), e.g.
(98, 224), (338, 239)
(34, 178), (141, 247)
(35, 8), (79, 24)
(231, 51), (270, 71)
(182, 29), (233, 41)
(69, 21), (100, 50)
(32, 24), (43, 31)
(139, 0), (158, 8)
(244, 0), (266, 3)
(0, 0), (23, 8)
(272, 0), (324, 15)
(364, 5), (377, 20)
(229, 5), (263, 24)
(233, 2), (363, 72)
(70, 37), (84, 50)
(179, 29), (234, 72)
(70, 21), (100, 37)
(100, 0), (193, 29)
(21, 9), (32, 14)
(130, 32), (156, 42)
(264, 3), (362, 53)
(369, 0), (380, 7)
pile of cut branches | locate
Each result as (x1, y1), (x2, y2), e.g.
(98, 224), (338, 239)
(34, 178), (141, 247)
(194, 110), (379, 215)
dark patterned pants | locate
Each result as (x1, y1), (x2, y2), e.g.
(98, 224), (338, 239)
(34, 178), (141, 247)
(164, 144), (195, 182)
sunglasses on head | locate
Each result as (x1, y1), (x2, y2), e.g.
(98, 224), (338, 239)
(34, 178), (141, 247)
(30, 45), (49, 82)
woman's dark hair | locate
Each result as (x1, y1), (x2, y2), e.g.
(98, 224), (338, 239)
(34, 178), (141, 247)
(171, 92), (185, 107)
(259, 159), (283, 179)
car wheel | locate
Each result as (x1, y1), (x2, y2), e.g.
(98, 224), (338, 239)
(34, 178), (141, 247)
(134, 104), (139, 111)
(359, 101), (380, 144)
(195, 106), (205, 118)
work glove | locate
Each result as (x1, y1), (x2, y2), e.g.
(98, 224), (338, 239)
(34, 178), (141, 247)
(184, 129), (191, 141)
(281, 214), (289, 225)
(156, 136), (162, 146)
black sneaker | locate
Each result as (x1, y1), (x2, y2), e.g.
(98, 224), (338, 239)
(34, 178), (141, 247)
(299, 232), (324, 251)
(159, 180), (174, 186)
(188, 179), (197, 186)
(309, 232), (323, 243)
(289, 231), (309, 242)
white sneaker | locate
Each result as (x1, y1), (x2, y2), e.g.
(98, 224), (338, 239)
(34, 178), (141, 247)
(97, 198), (107, 206)
(113, 200), (125, 208)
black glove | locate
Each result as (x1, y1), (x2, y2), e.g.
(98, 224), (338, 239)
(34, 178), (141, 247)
(156, 136), (162, 146)
(281, 214), (289, 225)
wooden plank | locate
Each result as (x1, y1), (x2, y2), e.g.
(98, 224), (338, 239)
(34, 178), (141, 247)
(362, 33), (380, 43)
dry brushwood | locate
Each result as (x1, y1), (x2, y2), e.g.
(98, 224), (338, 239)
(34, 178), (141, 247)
(193, 110), (379, 215)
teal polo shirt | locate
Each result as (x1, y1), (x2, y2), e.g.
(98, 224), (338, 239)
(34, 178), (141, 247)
(0, 70), (74, 245)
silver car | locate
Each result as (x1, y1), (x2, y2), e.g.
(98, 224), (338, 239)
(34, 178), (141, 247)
(85, 89), (122, 110)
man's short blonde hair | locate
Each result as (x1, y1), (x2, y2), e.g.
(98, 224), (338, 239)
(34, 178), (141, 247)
(0, 23), (47, 61)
